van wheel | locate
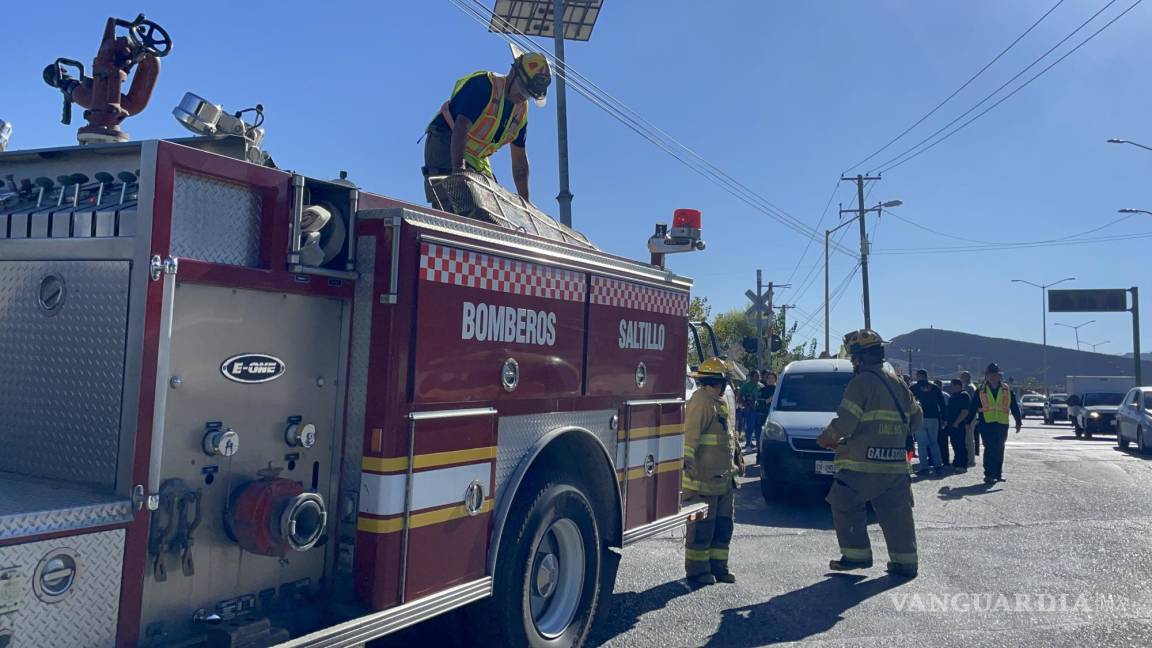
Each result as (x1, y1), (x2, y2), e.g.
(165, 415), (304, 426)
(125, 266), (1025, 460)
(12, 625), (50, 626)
(1140, 427), (1149, 456)
(481, 479), (602, 648)
(1118, 433), (1130, 450)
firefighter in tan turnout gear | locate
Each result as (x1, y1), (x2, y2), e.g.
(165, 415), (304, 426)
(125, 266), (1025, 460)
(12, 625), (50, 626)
(817, 330), (922, 578)
(683, 358), (744, 585)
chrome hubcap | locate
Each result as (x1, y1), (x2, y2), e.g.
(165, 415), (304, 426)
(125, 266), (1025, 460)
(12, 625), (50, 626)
(529, 518), (584, 639)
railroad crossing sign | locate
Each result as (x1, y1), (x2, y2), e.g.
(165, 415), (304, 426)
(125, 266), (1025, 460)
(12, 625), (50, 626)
(745, 289), (769, 321)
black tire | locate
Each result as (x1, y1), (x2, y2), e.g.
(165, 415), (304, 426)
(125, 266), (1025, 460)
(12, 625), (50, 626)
(478, 479), (602, 648)
(1118, 431), (1130, 450)
(1140, 427), (1149, 456)
(1085, 429), (1094, 439)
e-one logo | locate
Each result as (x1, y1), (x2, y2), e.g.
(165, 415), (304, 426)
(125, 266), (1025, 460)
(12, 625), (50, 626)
(221, 354), (287, 384)
(461, 302), (557, 346)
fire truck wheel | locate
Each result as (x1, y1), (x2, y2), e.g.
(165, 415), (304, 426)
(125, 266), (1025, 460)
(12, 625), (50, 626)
(489, 479), (602, 648)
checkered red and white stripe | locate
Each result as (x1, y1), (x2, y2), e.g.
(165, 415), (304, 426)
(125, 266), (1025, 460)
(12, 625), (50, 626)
(590, 276), (690, 316)
(420, 243), (586, 302)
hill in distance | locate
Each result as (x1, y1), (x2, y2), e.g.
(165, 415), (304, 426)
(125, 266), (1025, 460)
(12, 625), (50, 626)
(887, 328), (1149, 391)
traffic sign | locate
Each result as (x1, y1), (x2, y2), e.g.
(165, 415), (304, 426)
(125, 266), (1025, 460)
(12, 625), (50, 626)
(745, 289), (769, 318)
(1048, 289), (1128, 313)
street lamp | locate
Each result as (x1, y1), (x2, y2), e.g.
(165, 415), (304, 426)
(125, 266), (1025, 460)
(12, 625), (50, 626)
(1119, 208), (1152, 216)
(1011, 277), (1074, 394)
(1055, 320), (1096, 351)
(836, 199), (902, 332)
(1108, 138), (1152, 153)
(1088, 340), (1111, 353)
(489, 0), (604, 227)
(823, 199), (902, 355)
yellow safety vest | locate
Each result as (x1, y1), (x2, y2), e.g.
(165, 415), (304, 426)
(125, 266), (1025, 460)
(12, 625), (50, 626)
(439, 71), (528, 176)
(978, 385), (1011, 425)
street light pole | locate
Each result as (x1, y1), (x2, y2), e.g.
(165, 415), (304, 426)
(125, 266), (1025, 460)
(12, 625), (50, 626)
(824, 211), (860, 356)
(552, 0), (573, 227)
(837, 180), (901, 331)
(1011, 277), (1074, 394)
(1108, 138), (1152, 153)
(1055, 320), (1096, 352)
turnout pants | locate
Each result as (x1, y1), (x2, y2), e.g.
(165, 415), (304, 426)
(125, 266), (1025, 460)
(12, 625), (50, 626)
(826, 470), (918, 569)
(684, 490), (735, 577)
(979, 423), (1010, 481)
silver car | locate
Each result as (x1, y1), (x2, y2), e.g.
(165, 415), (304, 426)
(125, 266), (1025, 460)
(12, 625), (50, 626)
(1116, 387), (1152, 453)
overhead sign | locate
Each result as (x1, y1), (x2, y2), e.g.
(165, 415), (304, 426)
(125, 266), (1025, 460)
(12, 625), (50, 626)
(1048, 289), (1129, 313)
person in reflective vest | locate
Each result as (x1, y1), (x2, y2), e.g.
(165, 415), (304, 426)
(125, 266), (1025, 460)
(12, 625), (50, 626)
(973, 362), (1022, 485)
(683, 358), (744, 585)
(817, 329), (923, 578)
(422, 53), (552, 202)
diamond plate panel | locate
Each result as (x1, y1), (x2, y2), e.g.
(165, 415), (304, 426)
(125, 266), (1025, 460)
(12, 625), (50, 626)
(171, 171), (262, 267)
(0, 529), (124, 648)
(495, 410), (617, 494)
(0, 261), (130, 489)
(340, 236), (375, 550)
(0, 476), (132, 542)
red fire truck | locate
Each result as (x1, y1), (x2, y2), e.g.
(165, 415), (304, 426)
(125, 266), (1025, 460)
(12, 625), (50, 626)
(0, 18), (709, 648)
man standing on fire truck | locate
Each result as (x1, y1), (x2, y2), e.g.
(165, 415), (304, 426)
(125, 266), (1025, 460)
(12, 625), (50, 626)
(422, 52), (552, 203)
(683, 358), (744, 585)
(817, 330), (922, 578)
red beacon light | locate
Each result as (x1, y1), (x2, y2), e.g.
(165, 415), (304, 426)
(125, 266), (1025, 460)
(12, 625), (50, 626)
(648, 207), (705, 268)
(672, 208), (701, 231)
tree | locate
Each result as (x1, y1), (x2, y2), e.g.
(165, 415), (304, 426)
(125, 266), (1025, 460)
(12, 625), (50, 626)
(688, 296), (711, 322)
(707, 307), (819, 372)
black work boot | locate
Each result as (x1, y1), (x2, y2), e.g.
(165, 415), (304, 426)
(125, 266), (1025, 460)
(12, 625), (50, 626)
(829, 556), (873, 571)
(886, 562), (918, 579)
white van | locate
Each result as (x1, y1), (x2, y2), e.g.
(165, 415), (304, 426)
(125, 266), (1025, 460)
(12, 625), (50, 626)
(757, 359), (855, 501)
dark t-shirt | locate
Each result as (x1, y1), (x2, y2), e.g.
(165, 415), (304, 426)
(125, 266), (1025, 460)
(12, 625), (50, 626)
(944, 391), (972, 428)
(910, 381), (947, 420)
(430, 74), (527, 147)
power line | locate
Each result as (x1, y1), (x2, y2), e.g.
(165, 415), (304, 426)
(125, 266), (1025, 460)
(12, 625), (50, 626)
(873, 229), (1152, 255)
(784, 180), (851, 284)
(871, 0), (1129, 174)
(843, 0), (1067, 174)
(448, 0), (854, 253)
(879, 0), (1143, 174)
(886, 210), (1133, 246)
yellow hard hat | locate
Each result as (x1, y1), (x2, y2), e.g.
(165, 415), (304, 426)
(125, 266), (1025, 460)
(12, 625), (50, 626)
(690, 357), (731, 379)
(842, 329), (884, 356)
(514, 52), (552, 106)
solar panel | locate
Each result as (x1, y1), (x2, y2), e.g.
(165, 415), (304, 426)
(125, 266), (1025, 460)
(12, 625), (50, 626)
(489, 0), (604, 42)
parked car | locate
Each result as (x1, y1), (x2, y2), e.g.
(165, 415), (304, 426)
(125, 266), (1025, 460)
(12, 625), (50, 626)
(1116, 387), (1152, 453)
(1071, 392), (1126, 438)
(757, 359), (854, 502)
(1019, 393), (1046, 419)
(1043, 393), (1069, 424)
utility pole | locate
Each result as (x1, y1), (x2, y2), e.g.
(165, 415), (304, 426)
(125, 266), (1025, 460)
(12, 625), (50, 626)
(553, 0), (573, 226)
(1132, 286), (1142, 385)
(778, 304), (797, 362)
(756, 270), (765, 371)
(764, 281), (774, 372)
(824, 228), (830, 356)
(840, 174), (883, 329)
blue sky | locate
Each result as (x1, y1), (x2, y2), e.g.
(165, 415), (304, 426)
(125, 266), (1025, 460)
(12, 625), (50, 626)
(4, 1), (1151, 358)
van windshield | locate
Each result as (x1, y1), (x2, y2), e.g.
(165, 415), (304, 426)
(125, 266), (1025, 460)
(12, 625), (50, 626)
(775, 372), (854, 412)
(1083, 393), (1124, 407)
(1050, 395), (1068, 404)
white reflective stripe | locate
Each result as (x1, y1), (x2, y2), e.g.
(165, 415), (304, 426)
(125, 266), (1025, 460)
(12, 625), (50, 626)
(360, 463), (492, 517)
(617, 434), (685, 469)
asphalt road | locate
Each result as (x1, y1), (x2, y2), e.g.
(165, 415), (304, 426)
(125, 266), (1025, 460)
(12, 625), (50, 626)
(381, 419), (1152, 647)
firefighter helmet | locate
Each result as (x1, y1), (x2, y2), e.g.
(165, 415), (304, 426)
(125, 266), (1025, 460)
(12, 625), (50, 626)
(690, 357), (731, 379)
(513, 52), (551, 106)
(842, 329), (884, 356)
